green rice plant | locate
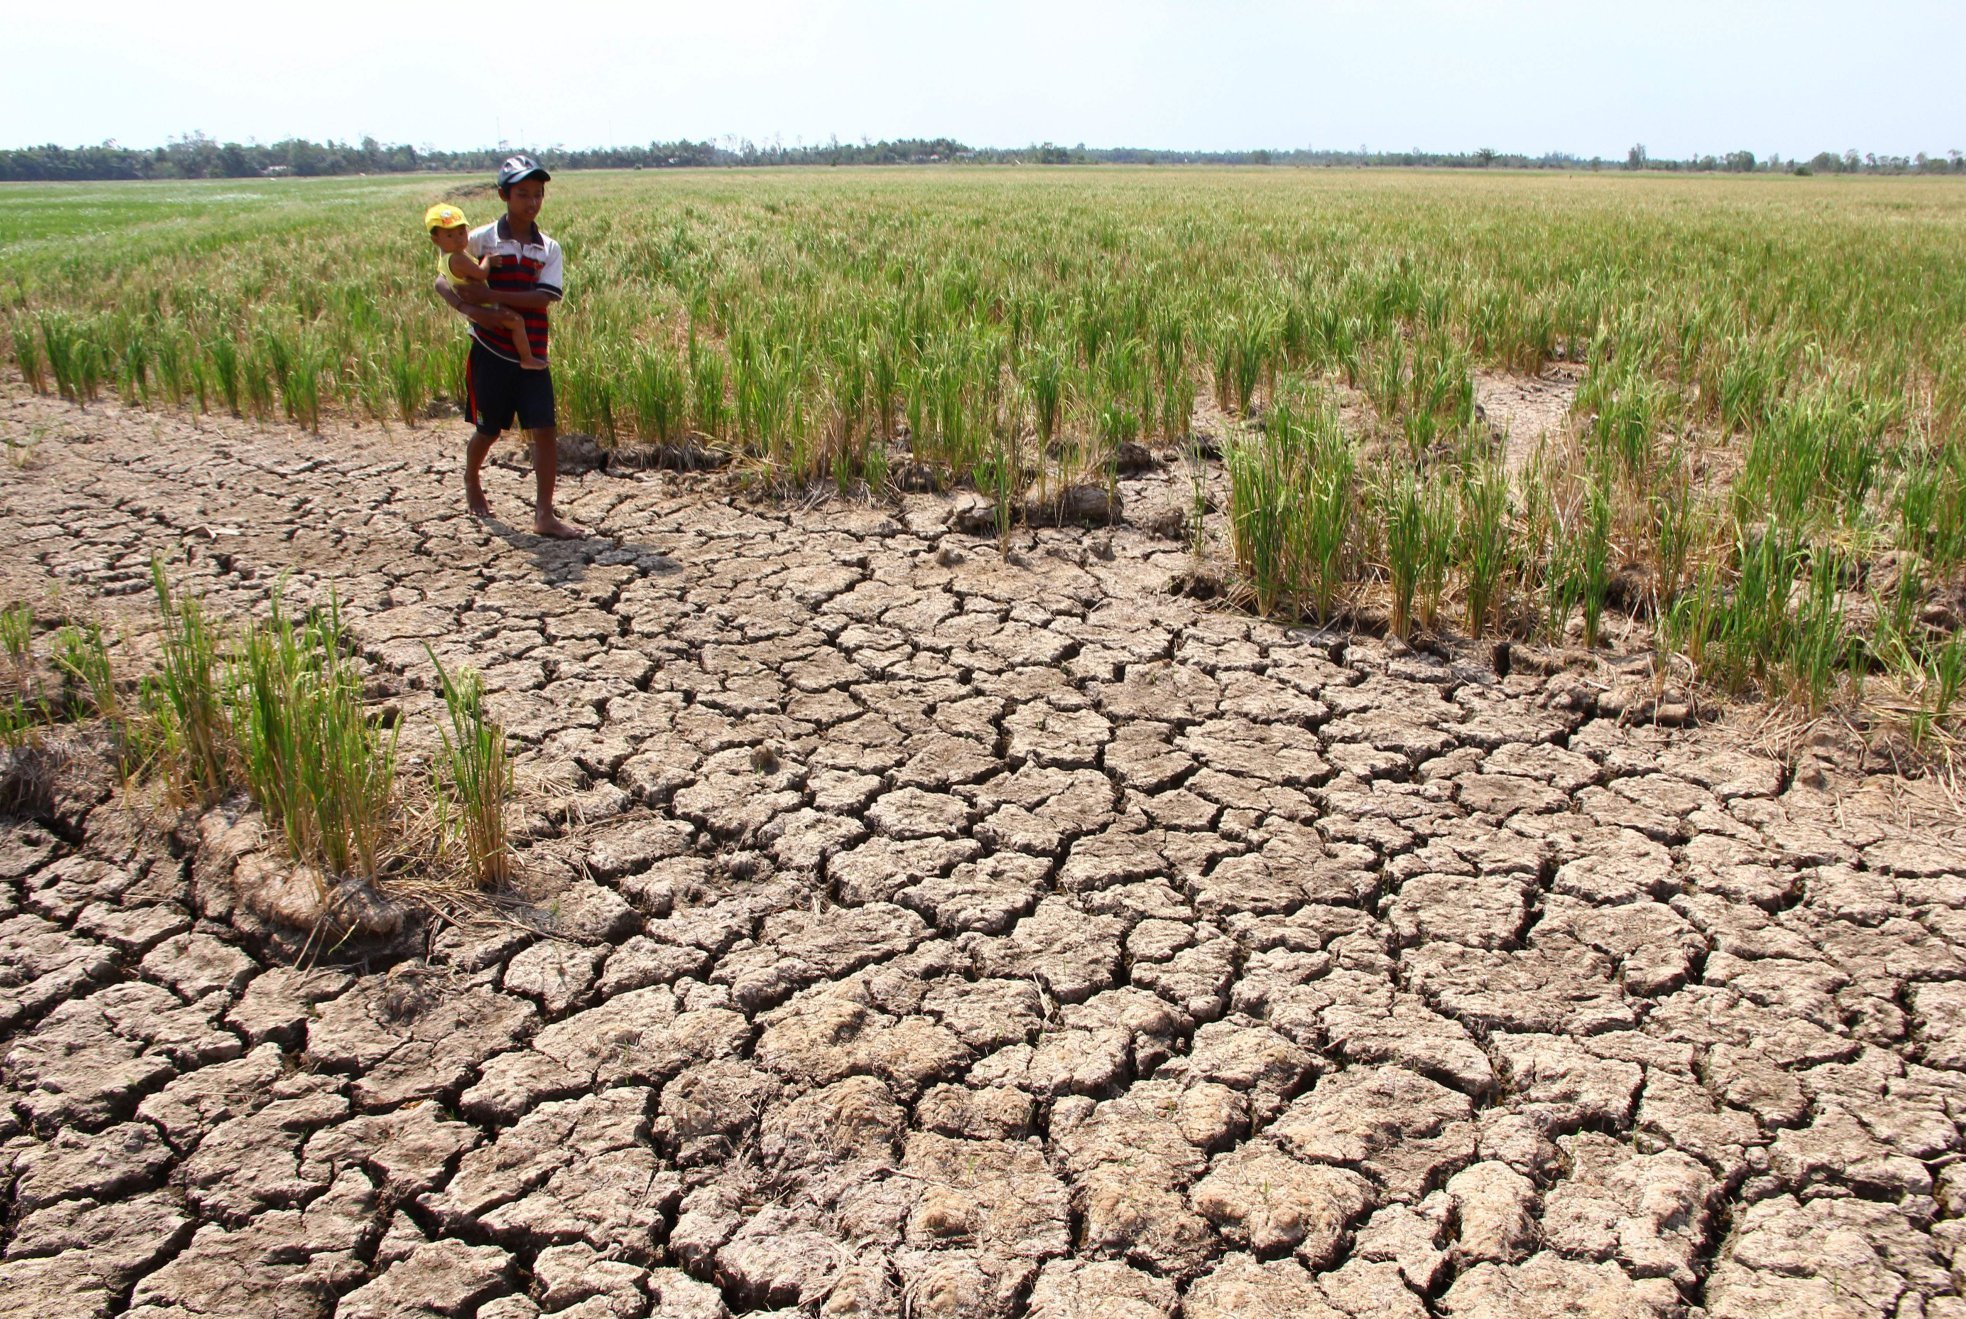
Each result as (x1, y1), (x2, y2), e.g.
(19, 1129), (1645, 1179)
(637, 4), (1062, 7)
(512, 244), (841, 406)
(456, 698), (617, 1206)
(1224, 428), (1296, 616)
(1932, 634), (1966, 718)
(427, 650), (514, 888)
(688, 335), (730, 440)
(1785, 550), (1849, 711)
(143, 560), (231, 805)
(628, 341), (690, 445)
(1381, 468), (1424, 640)
(1416, 480), (1457, 632)
(9, 314), (47, 394)
(231, 592), (399, 880)
(52, 622), (117, 721)
(1460, 464), (1512, 639)
(0, 603), (31, 671)
(1302, 434), (1357, 624)
(1574, 479), (1614, 648)
(1025, 344), (1067, 451)
(0, 696), (42, 750)
(207, 333), (243, 416)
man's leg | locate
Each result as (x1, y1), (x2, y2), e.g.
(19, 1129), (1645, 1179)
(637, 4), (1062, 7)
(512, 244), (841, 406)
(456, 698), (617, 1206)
(527, 426), (586, 538)
(465, 428), (497, 517)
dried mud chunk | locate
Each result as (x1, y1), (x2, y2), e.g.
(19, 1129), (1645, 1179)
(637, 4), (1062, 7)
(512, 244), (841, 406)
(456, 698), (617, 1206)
(830, 836), (981, 904)
(9, 1120), (173, 1212)
(970, 1028), (1129, 1099)
(970, 896), (1123, 1004)
(1767, 1107), (1932, 1198)
(899, 853), (1049, 935)
(1155, 1018), (1317, 1119)
(1315, 1258), (1429, 1319)
(1488, 1033), (1642, 1131)
(1540, 1133), (1715, 1287)
(301, 1101), (482, 1197)
(759, 807), (869, 871)
(1704, 1194), (1950, 1319)
(916, 1083), (1036, 1140)
(1183, 1253), (1345, 1319)
(1632, 1069), (1761, 1169)
(1027, 1258), (1178, 1319)
(761, 1075), (907, 1178)
(1003, 703), (1111, 769)
(125, 1167), (375, 1317)
(646, 1267), (731, 1319)
(1191, 1143), (1372, 1263)
(898, 1131), (1070, 1257)
(1550, 829), (1676, 905)
(1386, 872), (1528, 950)
(1440, 1252), (1681, 1318)
(658, 1059), (780, 1163)
(1130, 935), (1237, 1020)
(1444, 1161), (1536, 1265)
(1402, 939), (1635, 1035)
(866, 787), (973, 840)
(1055, 1079), (1245, 1186)
(1079, 1165), (1217, 1276)
(306, 978), (535, 1110)
(499, 939), (602, 1016)
(423, 1087), (676, 1260)
(583, 814), (695, 879)
(180, 1086), (349, 1219)
(1269, 1066), (1476, 1201)
(225, 965), (356, 1045)
(532, 1241), (649, 1312)
(529, 985), (747, 1087)
(0, 913), (116, 1031)
(1531, 896), (1703, 997)
(7, 980), (240, 1126)
(139, 930), (257, 1002)
(135, 1040), (285, 1146)
(1352, 1201), (1452, 1292)
(457, 1049), (587, 1123)
(755, 990), (970, 1094)
(919, 977), (1044, 1051)
(891, 1249), (1034, 1319)
(335, 1239), (514, 1319)
(1910, 979), (1966, 1069)
(714, 902), (929, 1012)
(1059, 986), (1196, 1073)
(1646, 984), (1857, 1070)
(1102, 726), (1196, 795)
(714, 1204), (844, 1309)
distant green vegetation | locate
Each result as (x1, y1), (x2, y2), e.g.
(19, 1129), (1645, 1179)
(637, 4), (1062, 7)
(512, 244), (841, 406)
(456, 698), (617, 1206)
(4, 168), (1965, 726)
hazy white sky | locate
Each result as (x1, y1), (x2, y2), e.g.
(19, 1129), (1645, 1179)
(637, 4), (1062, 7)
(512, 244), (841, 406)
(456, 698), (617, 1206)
(7, 0), (1961, 160)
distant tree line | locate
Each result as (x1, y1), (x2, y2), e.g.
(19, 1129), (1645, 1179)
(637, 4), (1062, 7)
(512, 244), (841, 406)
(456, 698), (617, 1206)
(2, 132), (1962, 182)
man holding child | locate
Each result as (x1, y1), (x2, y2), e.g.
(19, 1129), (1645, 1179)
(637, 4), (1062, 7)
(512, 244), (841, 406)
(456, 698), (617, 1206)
(428, 154), (586, 539)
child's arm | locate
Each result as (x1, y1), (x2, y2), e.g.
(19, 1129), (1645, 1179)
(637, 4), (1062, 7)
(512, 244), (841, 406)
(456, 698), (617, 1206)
(434, 276), (516, 331)
(447, 249), (493, 282)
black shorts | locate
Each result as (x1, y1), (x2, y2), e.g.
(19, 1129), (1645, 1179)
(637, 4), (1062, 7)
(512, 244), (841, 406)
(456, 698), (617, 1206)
(464, 339), (555, 435)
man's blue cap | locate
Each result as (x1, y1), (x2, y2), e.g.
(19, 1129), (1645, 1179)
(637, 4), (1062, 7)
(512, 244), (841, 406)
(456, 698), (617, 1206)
(497, 155), (551, 188)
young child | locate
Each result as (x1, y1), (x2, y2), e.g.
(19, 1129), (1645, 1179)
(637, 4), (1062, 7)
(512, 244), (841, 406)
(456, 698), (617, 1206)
(424, 203), (545, 371)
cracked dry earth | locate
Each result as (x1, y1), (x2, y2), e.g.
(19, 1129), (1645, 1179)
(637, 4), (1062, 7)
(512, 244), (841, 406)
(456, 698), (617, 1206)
(3, 393), (1966, 1319)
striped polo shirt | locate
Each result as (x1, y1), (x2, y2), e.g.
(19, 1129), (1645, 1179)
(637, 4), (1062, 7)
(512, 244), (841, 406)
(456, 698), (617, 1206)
(465, 217), (565, 363)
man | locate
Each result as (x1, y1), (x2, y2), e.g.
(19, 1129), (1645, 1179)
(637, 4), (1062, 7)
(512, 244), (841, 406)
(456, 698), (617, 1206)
(433, 154), (585, 538)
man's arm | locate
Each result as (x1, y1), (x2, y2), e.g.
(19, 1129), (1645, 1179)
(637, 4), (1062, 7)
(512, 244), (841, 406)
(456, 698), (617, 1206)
(469, 287), (562, 310)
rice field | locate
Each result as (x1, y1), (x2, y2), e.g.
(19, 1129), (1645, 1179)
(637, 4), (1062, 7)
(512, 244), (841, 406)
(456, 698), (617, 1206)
(4, 167), (1965, 728)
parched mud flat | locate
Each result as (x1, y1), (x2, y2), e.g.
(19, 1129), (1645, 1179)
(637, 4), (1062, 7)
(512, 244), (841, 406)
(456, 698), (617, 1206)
(3, 391), (1966, 1319)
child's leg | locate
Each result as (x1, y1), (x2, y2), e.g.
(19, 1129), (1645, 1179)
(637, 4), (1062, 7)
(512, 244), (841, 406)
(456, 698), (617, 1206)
(500, 309), (543, 369)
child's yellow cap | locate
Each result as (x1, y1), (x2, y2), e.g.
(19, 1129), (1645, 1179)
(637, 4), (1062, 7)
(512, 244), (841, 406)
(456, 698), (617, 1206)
(424, 203), (469, 232)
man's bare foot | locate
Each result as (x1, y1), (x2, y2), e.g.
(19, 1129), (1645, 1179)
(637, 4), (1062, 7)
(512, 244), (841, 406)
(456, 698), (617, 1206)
(466, 491), (493, 517)
(534, 512), (587, 539)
